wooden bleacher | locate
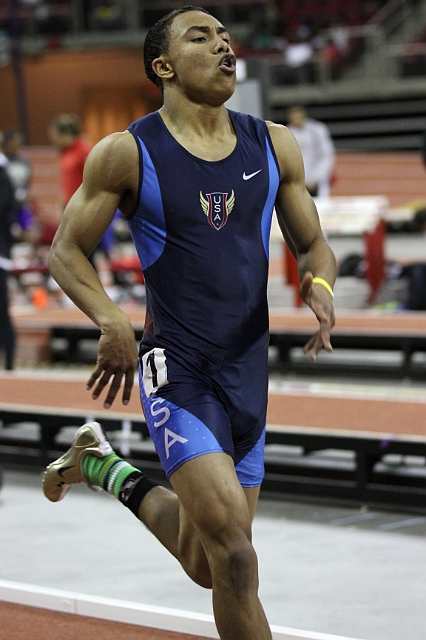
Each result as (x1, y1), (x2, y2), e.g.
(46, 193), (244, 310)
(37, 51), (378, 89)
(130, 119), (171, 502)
(11, 306), (426, 379)
(269, 310), (426, 379)
(24, 148), (426, 230)
(1, 373), (426, 509)
(331, 151), (426, 209)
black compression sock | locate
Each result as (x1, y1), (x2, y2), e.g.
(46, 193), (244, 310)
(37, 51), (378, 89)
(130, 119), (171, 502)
(118, 471), (159, 517)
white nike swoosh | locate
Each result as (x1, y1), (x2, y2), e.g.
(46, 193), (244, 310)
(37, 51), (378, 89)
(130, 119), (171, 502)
(243, 170), (262, 180)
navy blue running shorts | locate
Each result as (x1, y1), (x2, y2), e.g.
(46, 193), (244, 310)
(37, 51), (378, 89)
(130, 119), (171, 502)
(138, 343), (268, 487)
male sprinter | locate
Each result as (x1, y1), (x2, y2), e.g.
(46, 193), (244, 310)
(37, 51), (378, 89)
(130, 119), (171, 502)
(43, 6), (336, 640)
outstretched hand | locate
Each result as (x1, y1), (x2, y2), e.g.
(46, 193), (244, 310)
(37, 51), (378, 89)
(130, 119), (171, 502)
(86, 321), (139, 409)
(298, 271), (335, 361)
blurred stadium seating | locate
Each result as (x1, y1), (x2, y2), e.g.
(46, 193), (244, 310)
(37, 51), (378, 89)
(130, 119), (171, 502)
(0, 1), (424, 240)
(1, 0), (425, 151)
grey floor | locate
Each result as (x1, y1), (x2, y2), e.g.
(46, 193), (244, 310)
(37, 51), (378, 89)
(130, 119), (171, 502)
(1, 466), (426, 640)
(1, 234), (426, 640)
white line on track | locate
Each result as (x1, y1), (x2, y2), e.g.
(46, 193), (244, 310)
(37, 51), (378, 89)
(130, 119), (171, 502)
(0, 579), (368, 640)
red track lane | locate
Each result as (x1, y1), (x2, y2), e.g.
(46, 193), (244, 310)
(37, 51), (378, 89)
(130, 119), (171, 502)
(0, 601), (208, 640)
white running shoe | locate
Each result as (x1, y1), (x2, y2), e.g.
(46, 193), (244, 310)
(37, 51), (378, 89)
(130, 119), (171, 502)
(42, 421), (113, 502)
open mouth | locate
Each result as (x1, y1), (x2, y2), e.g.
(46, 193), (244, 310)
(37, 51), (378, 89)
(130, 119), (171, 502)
(219, 54), (236, 74)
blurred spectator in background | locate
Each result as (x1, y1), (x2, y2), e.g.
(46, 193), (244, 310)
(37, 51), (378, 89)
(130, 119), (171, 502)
(421, 123), (426, 168)
(329, 22), (350, 58)
(282, 28), (314, 84)
(315, 36), (340, 82)
(287, 105), (335, 197)
(49, 113), (92, 208)
(49, 114), (116, 287)
(314, 21), (351, 82)
(2, 128), (38, 245)
(3, 129), (31, 205)
(0, 132), (17, 370)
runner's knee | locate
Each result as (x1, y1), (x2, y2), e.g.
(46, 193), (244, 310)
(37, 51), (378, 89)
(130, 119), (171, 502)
(183, 531), (257, 592)
(212, 535), (258, 594)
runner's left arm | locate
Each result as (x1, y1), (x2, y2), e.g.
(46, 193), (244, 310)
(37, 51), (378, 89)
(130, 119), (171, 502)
(267, 121), (337, 360)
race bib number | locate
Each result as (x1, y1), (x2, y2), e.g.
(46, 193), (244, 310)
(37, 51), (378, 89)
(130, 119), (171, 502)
(141, 348), (168, 397)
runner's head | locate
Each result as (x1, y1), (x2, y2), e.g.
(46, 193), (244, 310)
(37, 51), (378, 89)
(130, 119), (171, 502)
(144, 5), (236, 104)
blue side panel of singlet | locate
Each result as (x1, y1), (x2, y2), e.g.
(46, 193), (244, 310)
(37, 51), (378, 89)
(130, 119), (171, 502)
(126, 110), (280, 361)
(261, 137), (280, 259)
(130, 138), (166, 271)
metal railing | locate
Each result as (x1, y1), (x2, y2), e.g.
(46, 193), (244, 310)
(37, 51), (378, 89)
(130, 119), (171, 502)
(367, 0), (419, 39)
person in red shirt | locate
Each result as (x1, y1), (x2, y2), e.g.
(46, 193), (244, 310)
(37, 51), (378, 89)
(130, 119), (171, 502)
(49, 114), (93, 206)
(49, 115), (116, 285)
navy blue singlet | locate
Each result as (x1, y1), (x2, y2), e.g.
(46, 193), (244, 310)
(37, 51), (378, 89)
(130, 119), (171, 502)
(127, 110), (280, 485)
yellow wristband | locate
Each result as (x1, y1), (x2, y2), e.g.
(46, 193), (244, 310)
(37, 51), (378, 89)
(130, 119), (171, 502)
(312, 277), (334, 298)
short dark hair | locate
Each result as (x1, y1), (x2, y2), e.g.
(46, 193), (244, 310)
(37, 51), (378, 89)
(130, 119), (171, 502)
(144, 5), (210, 93)
(51, 114), (81, 137)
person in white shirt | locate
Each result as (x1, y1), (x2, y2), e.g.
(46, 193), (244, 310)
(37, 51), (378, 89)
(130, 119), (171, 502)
(284, 40), (313, 83)
(287, 105), (335, 197)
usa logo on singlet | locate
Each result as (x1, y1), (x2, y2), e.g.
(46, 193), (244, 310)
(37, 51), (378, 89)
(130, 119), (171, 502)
(200, 190), (235, 230)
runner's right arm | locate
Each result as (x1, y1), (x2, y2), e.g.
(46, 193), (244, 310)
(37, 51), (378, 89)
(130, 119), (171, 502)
(48, 131), (140, 408)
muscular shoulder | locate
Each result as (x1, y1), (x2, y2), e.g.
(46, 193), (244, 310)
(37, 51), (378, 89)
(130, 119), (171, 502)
(83, 130), (139, 194)
(266, 121), (304, 183)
